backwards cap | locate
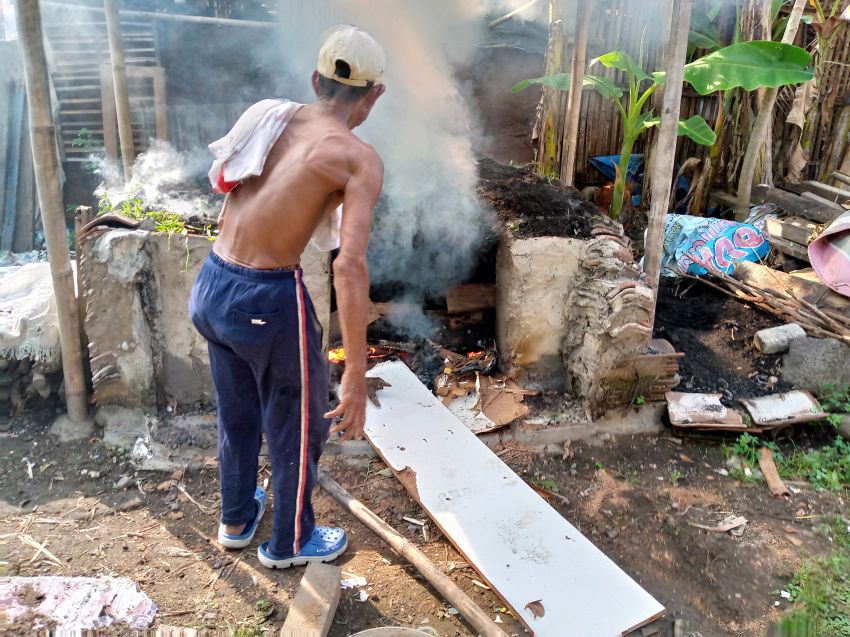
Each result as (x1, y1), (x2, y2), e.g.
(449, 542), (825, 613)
(317, 25), (385, 88)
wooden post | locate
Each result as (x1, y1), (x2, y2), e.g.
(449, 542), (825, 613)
(734, 0), (807, 218)
(104, 0), (135, 181)
(15, 0), (88, 424)
(317, 469), (505, 637)
(561, 0), (589, 186)
(643, 0), (692, 322)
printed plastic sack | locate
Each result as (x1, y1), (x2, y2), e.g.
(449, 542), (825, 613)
(659, 213), (770, 276)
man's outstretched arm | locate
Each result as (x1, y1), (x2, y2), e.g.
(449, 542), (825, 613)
(324, 147), (383, 440)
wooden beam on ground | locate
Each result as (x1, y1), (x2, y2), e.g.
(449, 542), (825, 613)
(764, 216), (820, 247)
(765, 235), (810, 262)
(753, 185), (841, 224)
(797, 180), (850, 204)
(733, 261), (850, 312)
(280, 562), (341, 637)
(445, 283), (497, 313)
(644, 0), (692, 324)
(831, 171), (850, 187)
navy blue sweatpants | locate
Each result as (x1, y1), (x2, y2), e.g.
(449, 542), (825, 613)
(189, 251), (330, 558)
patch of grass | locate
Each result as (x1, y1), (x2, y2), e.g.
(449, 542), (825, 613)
(98, 195), (187, 236)
(725, 433), (850, 492)
(634, 394), (646, 406)
(819, 385), (850, 416)
(669, 470), (683, 486)
(529, 478), (560, 492)
(775, 516), (850, 637)
(255, 599), (272, 615)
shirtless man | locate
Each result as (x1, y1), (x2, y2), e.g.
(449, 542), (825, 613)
(189, 25), (385, 569)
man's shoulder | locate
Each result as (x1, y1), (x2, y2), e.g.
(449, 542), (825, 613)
(313, 130), (381, 170)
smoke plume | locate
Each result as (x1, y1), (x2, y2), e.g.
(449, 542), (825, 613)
(279, 1), (497, 333)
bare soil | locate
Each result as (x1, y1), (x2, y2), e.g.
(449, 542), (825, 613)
(654, 278), (793, 399)
(476, 159), (601, 239)
(1, 405), (844, 636)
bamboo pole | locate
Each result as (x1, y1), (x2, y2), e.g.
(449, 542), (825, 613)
(104, 0), (135, 181)
(644, 0), (692, 321)
(561, 0), (589, 186)
(317, 469), (505, 637)
(15, 0), (88, 424)
(734, 0), (807, 218)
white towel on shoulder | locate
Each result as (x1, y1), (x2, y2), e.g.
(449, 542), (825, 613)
(208, 99), (342, 252)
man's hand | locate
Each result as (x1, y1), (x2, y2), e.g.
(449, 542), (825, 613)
(325, 369), (367, 441)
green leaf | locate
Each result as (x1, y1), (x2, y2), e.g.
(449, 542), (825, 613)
(636, 111), (660, 133)
(511, 73), (571, 93)
(639, 114), (717, 145)
(684, 41), (813, 95)
(677, 115), (717, 145)
(511, 73), (623, 100)
(591, 50), (650, 82)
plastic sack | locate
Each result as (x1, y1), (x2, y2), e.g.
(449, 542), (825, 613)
(659, 213), (770, 276)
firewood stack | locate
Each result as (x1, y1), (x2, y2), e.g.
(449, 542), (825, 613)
(755, 182), (848, 265)
(0, 356), (64, 418)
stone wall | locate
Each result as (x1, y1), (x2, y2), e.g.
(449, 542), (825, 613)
(81, 230), (330, 411)
(496, 221), (655, 416)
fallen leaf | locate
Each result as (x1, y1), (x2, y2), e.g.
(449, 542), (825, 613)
(679, 454), (693, 464)
(525, 599), (545, 618)
(787, 534), (803, 547)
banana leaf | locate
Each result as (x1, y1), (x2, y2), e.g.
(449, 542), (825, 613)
(641, 114), (717, 145)
(591, 50), (650, 82)
(682, 41), (813, 95)
(511, 73), (623, 100)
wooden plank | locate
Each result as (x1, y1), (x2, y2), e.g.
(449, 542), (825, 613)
(766, 235), (810, 262)
(764, 216), (820, 247)
(753, 185), (841, 224)
(445, 283), (497, 313)
(734, 261), (850, 312)
(364, 361), (665, 636)
(800, 190), (844, 211)
(797, 180), (850, 204)
(280, 562), (341, 637)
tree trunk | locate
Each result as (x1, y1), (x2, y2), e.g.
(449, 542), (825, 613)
(16, 0), (88, 424)
(735, 0), (807, 218)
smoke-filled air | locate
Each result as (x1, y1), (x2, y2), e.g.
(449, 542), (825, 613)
(280, 1), (496, 337)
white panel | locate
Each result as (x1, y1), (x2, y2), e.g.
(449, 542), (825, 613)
(365, 361), (665, 637)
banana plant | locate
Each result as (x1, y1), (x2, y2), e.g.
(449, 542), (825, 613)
(513, 40), (813, 219)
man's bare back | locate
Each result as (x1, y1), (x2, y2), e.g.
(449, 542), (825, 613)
(214, 103), (381, 270)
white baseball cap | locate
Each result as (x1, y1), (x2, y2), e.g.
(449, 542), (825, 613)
(317, 25), (386, 88)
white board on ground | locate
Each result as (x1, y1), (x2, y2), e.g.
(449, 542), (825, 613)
(364, 361), (665, 636)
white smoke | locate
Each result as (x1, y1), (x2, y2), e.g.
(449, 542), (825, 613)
(95, 141), (220, 218)
(279, 1), (496, 326)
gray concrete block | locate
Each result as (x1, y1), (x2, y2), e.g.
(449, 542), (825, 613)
(783, 337), (850, 390)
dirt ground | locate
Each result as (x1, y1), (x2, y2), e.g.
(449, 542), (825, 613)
(654, 278), (793, 399)
(1, 402), (845, 636)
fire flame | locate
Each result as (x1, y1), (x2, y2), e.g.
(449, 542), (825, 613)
(327, 346), (381, 365)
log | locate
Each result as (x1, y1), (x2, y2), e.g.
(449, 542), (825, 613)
(317, 469), (504, 637)
(752, 185), (841, 224)
(445, 283), (497, 313)
(280, 563), (341, 637)
(832, 171), (850, 187)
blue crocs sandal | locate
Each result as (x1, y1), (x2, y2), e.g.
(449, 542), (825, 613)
(257, 526), (348, 569)
(218, 486), (267, 549)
